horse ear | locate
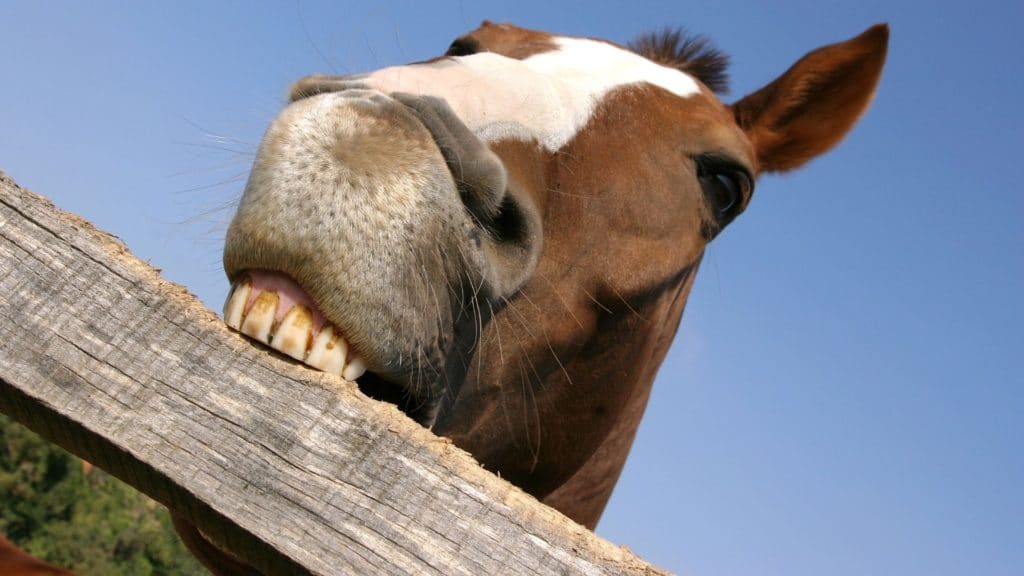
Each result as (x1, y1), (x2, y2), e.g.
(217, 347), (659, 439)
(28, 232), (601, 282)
(731, 24), (888, 173)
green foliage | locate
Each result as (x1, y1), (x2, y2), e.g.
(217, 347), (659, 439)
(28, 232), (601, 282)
(0, 413), (206, 575)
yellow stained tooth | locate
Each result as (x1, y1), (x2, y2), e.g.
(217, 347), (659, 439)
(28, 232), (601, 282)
(274, 305), (313, 361)
(223, 280), (252, 330)
(240, 291), (278, 344)
(305, 326), (346, 376)
(342, 355), (367, 382)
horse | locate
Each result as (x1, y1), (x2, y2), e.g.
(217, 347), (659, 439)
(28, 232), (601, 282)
(188, 19), (887, 575)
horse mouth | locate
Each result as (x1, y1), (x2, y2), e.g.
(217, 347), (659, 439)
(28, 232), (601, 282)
(223, 270), (430, 422)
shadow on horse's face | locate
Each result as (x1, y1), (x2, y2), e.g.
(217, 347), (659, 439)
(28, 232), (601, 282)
(220, 20), (887, 531)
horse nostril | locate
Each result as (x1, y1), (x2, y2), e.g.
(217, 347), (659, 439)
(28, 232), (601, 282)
(479, 195), (529, 246)
(391, 93), (508, 224)
(387, 93), (543, 295)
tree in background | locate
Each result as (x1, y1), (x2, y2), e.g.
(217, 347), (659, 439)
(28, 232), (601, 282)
(0, 413), (206, 575)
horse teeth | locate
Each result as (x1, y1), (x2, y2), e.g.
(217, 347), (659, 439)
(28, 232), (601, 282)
(305, 325), (347, 375)
(273, 305), (313, 361)
(240, 291), (278, 344)
(226, 284), (366, 381)
(342, 355), (367, 382)
(223, 280), (252, 330)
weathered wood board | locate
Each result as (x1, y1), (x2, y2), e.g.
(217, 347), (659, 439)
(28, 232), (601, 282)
(0, 171), (667, 575)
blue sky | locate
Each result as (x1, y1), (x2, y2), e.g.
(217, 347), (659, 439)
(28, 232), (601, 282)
(2, 1), (1022, 574)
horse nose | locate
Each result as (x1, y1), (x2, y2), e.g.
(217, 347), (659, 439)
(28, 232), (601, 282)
(390, 93), (509, 228)
(391, 93), (543, 297)
(289, 75), (511, 229)
(223, 88), (462, 371)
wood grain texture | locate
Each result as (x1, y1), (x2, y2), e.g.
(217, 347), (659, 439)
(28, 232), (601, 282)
(0, 171), (667, 576)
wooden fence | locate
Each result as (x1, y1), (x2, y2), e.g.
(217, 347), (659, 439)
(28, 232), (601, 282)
(0, 172), (666, 575)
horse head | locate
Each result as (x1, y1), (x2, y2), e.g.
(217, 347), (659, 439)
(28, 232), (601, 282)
(196, 21), (887, 571)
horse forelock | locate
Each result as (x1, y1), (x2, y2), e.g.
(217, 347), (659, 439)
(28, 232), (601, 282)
(628, 28), (731, 94)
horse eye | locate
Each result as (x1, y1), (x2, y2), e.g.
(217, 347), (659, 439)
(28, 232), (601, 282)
(695, 156), (753, 230)
(446, 38), (479, 57)
(707, 172), (743, 214)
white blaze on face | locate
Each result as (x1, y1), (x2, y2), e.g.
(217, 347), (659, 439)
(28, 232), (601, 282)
(364, 36), (701, 151)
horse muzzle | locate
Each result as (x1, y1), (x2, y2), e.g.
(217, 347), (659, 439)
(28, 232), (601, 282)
(222, 87), (541, 423)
